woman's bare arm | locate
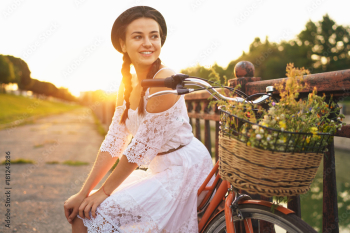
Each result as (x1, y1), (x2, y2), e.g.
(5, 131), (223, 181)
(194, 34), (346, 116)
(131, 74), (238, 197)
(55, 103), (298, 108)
(99, 154), (138, 196)
(79, 82), (126, 197)
(78, 151), (119, 197)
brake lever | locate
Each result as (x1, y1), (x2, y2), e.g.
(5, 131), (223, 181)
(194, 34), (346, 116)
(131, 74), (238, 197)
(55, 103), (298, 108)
(167, 74), (189, 90)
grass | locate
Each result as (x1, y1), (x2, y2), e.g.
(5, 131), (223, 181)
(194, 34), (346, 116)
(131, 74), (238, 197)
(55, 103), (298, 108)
(62, 160), (89, 166)
(1, 158), (35, 164)
(110, 159), (119, 172)
(0, 93), (82, 126)
(1, 159), (89, 166)
(92, 111), (107, 136)
(46, 161), (60, 164)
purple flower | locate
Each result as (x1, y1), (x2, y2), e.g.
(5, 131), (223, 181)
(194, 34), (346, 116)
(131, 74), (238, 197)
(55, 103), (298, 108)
(272, 102), (276, 106)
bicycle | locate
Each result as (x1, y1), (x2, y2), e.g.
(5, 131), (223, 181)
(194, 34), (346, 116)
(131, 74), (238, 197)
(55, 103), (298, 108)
(141, 74), (318, 233)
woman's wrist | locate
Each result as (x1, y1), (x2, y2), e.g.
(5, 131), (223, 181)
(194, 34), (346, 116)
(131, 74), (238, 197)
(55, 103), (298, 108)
(102, 186), (110, 197)
(78, 189), (90, 198)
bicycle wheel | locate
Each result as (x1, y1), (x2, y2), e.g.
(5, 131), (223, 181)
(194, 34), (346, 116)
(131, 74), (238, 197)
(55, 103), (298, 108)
(203, 204), (317, 233)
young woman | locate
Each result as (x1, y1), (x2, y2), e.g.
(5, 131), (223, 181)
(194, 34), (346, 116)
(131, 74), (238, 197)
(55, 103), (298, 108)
(63, 6), (213, 233)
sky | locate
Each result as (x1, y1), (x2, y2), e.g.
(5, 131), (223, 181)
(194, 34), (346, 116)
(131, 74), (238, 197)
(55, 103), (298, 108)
(1, 0), (350, 97)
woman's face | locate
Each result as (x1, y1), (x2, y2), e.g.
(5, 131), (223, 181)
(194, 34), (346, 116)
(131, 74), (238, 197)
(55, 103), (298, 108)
(120, 17), (162, 69)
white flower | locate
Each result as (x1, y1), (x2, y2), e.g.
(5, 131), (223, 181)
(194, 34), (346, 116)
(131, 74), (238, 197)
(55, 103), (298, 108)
(280, 114), (285, 119)
(331, 120), (334, 123)
(281, 127), (285, 131)
(276, 117), (280, 120)
(266, 136), (271, 141)
(256, 134), (262, 140)
(337, 117), (341, 120)
(252, 125), (259, 130)
(260, 128), (264, 133)
(338, 128), (341, 131)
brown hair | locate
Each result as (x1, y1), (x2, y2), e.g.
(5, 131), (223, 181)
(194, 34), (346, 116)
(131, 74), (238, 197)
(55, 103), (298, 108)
(117, 8), (164, 124)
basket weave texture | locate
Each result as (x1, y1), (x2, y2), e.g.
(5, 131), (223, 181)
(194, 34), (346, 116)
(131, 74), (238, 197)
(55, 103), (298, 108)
(218, 134), (323, 197)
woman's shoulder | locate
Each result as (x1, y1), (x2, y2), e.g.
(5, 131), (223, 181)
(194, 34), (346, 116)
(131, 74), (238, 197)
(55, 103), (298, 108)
(153, 66), (177, 79)
(146, 66), (180, 113)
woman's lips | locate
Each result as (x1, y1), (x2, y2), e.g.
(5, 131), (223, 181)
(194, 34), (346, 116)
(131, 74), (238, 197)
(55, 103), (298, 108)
(140, 51), (153, 57)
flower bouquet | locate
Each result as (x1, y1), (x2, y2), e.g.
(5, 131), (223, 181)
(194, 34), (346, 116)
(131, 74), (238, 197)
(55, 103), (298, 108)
(209, 63), (346, 197)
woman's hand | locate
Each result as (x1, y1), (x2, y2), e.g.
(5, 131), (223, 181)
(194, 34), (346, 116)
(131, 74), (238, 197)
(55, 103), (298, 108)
(78, 188), (108, 220)
(63, 192), (86, 224)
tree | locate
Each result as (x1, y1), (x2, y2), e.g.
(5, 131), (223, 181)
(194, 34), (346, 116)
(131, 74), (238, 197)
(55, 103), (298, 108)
(297, 14), (350, 73)
(5, 55), (32, 90)
(180, 15), (350, 81)
(0, 55), (15, 84)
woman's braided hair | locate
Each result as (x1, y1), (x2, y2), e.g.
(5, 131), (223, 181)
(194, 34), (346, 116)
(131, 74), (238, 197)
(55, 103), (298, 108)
(117, 7), (165, 124)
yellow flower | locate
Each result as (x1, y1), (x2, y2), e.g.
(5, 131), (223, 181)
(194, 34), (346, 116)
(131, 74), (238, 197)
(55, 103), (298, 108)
(310, 127), (318, 135)
(279, 121), (286, 129)
(247, 142), (251, 146)
(306, 138), (310, 143)
(261, 122), (268, 127)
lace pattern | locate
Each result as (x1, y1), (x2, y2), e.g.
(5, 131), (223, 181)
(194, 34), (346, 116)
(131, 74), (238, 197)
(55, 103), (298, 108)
(124, 97), (188, 167)
(78, 189), (199, 233)
(77, 68), (214, 232)
(99, 105), (131, 158)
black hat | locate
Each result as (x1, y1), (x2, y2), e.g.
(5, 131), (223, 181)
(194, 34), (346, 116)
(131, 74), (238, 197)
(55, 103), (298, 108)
(111, 6), (167, 53)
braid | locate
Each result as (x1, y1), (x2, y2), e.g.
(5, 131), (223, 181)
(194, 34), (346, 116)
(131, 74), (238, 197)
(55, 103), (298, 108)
(138, 58), (162, 115)
(119, 53), (133, 124)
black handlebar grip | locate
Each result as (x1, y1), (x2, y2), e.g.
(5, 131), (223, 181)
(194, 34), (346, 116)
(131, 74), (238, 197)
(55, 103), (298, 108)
(141, 79), (166, 88)
(141, 77), (177, 89)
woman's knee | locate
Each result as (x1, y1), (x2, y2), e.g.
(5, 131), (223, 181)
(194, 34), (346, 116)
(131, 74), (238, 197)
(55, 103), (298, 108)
(72, 217), (87, 233)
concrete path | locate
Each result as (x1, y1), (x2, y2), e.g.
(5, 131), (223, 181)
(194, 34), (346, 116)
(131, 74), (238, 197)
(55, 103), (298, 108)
(0, 108), (109, 233)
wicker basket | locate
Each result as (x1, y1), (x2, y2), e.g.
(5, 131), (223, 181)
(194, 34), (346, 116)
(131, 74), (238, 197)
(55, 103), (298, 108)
(218, 134), (323, 197)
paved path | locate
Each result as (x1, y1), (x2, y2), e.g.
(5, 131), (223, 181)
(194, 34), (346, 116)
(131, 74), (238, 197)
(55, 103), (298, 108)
(0, 108), (109, 233)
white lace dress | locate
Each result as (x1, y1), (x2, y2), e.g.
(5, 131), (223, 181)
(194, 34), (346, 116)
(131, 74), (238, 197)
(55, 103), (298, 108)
(77, 68), (214, 233)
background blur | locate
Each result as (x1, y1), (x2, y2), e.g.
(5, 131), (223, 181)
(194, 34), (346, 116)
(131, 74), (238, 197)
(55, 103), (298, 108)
(0, 1), (349, 233)
(1, 0), (350, 98)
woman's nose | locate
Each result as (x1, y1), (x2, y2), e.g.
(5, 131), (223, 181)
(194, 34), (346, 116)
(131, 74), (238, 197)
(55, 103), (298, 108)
(142, 38), (152, 47)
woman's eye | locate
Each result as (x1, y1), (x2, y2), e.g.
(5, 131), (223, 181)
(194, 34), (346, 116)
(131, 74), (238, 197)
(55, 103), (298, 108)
(152, 35), (159, 39)
(135, 36), (141, 39)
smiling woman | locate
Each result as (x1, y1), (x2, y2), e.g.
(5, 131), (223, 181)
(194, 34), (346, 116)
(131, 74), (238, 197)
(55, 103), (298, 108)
(63, 5), (213, 233)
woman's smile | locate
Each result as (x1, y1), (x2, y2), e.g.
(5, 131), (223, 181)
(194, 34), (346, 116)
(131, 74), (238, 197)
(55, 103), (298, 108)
(140, 51), (154, 57)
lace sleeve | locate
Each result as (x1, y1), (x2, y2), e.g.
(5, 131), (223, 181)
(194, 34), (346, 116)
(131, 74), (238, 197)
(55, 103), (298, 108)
(123, 99), (187, 167)
(99, 105), (132, 158)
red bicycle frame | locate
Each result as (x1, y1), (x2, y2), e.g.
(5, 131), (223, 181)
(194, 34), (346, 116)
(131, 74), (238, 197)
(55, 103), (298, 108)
(197, 161), (294, 233)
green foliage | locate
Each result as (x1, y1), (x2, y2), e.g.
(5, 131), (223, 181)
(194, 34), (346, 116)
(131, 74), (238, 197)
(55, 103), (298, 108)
(0, 55), (16, 86)
(0, 54), (76, 101)
(210, 64), (346, 153)
(5, 55), (32, 89)
(180, 15), (350, 81)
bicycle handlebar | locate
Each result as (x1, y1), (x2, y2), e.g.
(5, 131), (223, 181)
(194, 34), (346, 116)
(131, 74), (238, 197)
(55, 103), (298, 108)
(141, 74), (273, 105)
